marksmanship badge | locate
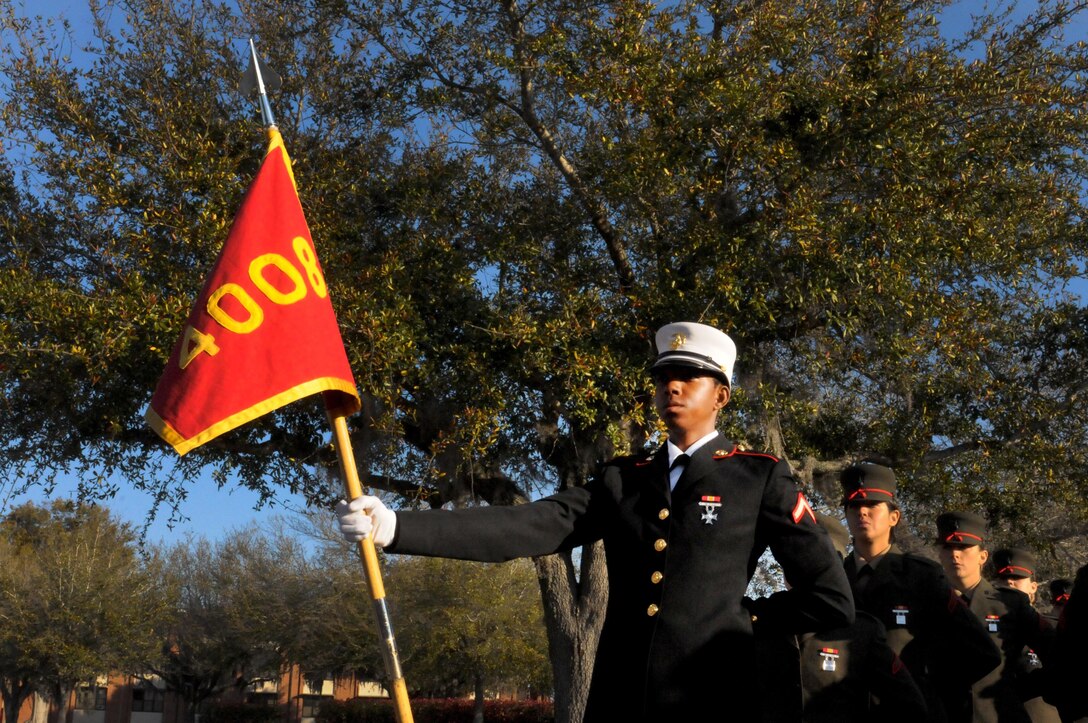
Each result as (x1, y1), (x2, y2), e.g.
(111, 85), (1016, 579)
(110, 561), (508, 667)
(699, 495), (722, 525)
(819, 647), (840, 672)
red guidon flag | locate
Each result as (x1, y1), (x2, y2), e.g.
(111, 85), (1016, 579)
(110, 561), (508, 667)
(146, 128), (360, 455)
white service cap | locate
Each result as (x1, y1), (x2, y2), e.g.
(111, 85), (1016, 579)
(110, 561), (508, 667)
(651, 322), (736, 387)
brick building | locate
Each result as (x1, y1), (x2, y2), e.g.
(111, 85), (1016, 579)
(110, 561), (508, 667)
(1, 667), (387, 723)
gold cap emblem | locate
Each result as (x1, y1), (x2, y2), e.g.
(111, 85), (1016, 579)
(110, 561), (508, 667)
(670, 333), (686, 350)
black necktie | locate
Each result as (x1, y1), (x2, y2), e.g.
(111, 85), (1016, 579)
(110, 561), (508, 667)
(671, 453), (690, 471)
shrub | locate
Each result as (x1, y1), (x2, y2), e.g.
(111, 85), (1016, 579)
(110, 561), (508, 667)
(315, 697), (554, 723)
(202, 701), (282, 723)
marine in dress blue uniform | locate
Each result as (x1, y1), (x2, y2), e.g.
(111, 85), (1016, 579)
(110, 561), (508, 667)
(337, 322), (855, 722)
(1044, 578), (1072, 627)
(992, 546), (1060, 722)
(937, 512), (1056, 723)
(755, 512), (928, 722)
(840, 464), (1000, 723)
(1045, 563), (1088, 722)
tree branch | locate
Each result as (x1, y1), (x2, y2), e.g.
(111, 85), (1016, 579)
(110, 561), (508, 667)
(499, 0), (636, 297)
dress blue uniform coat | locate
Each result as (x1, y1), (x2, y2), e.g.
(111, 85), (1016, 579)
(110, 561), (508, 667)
(387, 435), (855, 722)
(964, 579), (1055, 723)
(754, 610), (928, 722)
(844, 546), (1000, 722)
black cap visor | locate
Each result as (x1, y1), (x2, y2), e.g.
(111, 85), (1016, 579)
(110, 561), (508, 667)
(651, 351), (729, 384)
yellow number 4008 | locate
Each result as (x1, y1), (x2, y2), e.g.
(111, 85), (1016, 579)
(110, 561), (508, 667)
(178, 236), (327, 370)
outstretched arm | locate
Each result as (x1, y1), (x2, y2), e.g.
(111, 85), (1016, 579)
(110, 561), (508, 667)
(337, 485), (598, 563)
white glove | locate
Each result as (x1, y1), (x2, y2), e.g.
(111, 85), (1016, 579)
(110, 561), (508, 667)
(335, 495), (397, 547)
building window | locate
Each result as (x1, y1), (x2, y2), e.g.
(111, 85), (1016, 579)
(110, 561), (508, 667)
(131, 683), (165, 713)
(75, 686), (107, 711)
(246, 692), (278, 707)
(299, 695), (330, 718)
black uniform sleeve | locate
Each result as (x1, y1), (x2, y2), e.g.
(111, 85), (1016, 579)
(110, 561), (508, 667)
(1018, 594), (1056, 665)
(387, 484), (597, 562)
(864, 617), (929, 722)
(923, 573), (1001, 687)
(747, 459), (854, 632)
(1045, 565), (1088, 718)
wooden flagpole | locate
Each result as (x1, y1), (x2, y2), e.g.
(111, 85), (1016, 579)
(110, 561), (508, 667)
(328, 412), (414, 723)
(240, 37), (413, 723)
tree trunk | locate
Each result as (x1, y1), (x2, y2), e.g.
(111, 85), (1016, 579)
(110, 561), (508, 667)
(534, 541), (608, 723)
(47, 681), (72, 723)
(1, 683), (32, 723)
(1, 687), (24, 721)
(472, 674), (485, 723)
(29, 692), (48, 723)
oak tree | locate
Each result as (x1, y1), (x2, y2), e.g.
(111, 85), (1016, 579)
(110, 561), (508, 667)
(3, 1), (1088, 718)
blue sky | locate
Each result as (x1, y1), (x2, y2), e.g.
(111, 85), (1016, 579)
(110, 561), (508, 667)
(4, 0), (1087, 545)
(1, 470), (314, 546)
(0, 0), (318, 546)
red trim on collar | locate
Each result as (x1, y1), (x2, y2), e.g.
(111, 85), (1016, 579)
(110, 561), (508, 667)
(733, 450), (779, 462)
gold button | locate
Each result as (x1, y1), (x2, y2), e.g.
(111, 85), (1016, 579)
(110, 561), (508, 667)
(647, 604), (659, 616)
(651, 571), (663, 584)
(654, 538), (667, 552)
(658, 508), (670, 520)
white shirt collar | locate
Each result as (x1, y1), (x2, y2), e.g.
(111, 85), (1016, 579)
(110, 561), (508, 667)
(666, 431), (720, 466)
